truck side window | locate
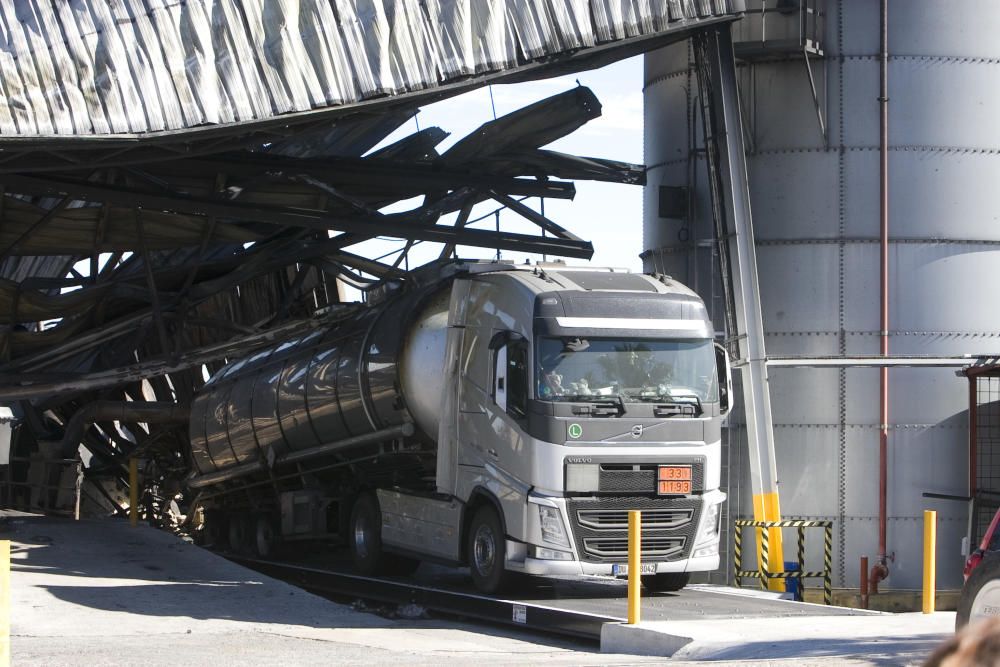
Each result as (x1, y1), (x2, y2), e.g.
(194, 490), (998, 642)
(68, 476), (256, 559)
(507, 340), (528, 419)
(494, 344), (508, 412)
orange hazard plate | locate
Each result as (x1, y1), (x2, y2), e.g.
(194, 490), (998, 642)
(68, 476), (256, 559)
(658, 465), (692, 495)
(658, 480), (692, 495)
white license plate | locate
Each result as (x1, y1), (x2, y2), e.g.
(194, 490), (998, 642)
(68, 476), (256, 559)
(613, 563), (657, 576)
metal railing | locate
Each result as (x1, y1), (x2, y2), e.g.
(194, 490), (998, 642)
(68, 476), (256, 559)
(734, 518), (833, 605)
(735, 0), (826, 57)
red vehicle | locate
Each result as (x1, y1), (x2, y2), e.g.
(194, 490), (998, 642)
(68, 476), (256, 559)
(965, 509), (1000, 581)
(958, 508), (1000, 629)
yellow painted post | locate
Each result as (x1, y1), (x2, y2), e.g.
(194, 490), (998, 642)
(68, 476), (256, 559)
(129, 457), (138, 528)
(0, 539), (10, 667)
(752, 492), (785, 592)
(627, 510), (641, 624)
(923, 509), (937, 614)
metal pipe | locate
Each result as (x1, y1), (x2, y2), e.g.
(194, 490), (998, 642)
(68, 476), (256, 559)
(970, 376), (978, 496)
(187, 423), (415, 490)
(870, 0), (891, 593)
(860, 555), (869, 609)
(59, 401), (190, 457)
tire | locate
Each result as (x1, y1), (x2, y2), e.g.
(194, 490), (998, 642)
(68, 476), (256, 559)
(227, 514), (251, 554)
(467, 505), (508, 594)
(350, 493), (387, 576)
(253, 515), (277, 558)
(642, 572), (691, 593)
(957, 552), (1000, 629)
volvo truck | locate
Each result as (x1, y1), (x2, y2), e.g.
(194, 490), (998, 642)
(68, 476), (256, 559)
(186, 260), (731, 593)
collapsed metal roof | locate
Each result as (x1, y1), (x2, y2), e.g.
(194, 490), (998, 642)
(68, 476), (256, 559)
(0, 0), (740, 141)
(0, 1), (744, 518)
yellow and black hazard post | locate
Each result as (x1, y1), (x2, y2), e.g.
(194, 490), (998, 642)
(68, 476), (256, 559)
(735, 519), (833, 605)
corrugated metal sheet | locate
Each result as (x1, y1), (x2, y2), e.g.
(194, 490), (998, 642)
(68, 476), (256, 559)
(0, 0), (739, 138)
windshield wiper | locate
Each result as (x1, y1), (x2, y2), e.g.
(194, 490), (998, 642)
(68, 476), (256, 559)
(569, 394), (627, 417)
(651, 395), (703, 417)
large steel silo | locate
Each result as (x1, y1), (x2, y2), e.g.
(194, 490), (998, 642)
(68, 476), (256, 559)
(643, 0), (1000, 591)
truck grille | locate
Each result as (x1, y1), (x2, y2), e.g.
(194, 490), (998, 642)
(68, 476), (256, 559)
(577, 508), (693, 530)
(597, 460), (704, 493)
(583, 536), (686, 559)
(566, 496), (701, 563)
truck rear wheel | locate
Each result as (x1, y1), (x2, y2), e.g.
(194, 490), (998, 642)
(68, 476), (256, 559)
(350, 494), (387, 576)
(642, 572), (690, 592)
(467, 505), (508, 594)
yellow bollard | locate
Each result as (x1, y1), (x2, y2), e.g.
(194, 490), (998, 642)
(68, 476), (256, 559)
(923, 509), (937, 614)
(129, 457), (138, 528)
(628, 510), (641, 624)
(0, 539), (9, 667)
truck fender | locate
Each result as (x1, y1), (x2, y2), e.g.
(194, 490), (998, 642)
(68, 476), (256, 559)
(461, 486), (508, 563)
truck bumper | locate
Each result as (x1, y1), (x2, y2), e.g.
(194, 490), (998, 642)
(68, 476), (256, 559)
(510, 553), (721, 576)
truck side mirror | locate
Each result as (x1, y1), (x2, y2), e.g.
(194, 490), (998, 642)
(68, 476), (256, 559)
(715, 343), (733, 416)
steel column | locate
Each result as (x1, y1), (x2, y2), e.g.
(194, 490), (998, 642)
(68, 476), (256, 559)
(694, 25), (784, 589)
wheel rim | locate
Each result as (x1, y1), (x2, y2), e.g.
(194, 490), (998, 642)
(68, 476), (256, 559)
(354, 515), (370, 560)
(971, 579), (1000, 623)
(473, 524), (496, 575)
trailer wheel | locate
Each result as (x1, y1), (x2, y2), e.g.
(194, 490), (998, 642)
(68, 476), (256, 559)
(228, 514), (251, 554)
(254, 515), (277, 558)
(641, 572), (690, 593)
(350, 494), (386, 576)
(467, 505), (508, 594)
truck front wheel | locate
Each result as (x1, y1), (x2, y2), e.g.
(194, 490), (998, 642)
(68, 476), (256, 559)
(467, 505), (508, 594)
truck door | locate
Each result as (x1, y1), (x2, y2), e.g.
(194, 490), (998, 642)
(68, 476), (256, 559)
(486, 331), (530, 467)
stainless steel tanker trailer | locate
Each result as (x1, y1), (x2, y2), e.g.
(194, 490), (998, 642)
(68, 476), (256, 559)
(186, 260), (732, 593)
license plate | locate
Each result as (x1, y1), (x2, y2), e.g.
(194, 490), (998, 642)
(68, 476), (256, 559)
(613, 563), (657, 576)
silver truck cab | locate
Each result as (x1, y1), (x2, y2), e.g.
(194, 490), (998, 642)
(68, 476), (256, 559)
(426, 263), (730, 591)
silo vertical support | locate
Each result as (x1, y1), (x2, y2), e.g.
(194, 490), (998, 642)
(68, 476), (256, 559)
(693, 25), (785, 590)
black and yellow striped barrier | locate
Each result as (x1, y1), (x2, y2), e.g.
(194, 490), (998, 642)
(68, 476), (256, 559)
(734, 519), (833, 605)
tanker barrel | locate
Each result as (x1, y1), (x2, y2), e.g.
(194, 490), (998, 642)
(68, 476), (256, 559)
(187, 423), (415, 490)
(189, 285), (450, 479)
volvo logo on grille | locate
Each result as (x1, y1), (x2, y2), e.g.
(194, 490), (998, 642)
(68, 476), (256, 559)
(630, 424), (643, 438)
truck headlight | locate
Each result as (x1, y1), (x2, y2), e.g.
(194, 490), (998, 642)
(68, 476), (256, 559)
(538, 505), (570, 548)
(697, 501), (721, 544)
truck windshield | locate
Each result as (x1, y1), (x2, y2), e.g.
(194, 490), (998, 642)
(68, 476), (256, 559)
(536, 337), (718, 403)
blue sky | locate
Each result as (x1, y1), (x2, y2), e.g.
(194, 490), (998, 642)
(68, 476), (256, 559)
(358, 55), (646, 273)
